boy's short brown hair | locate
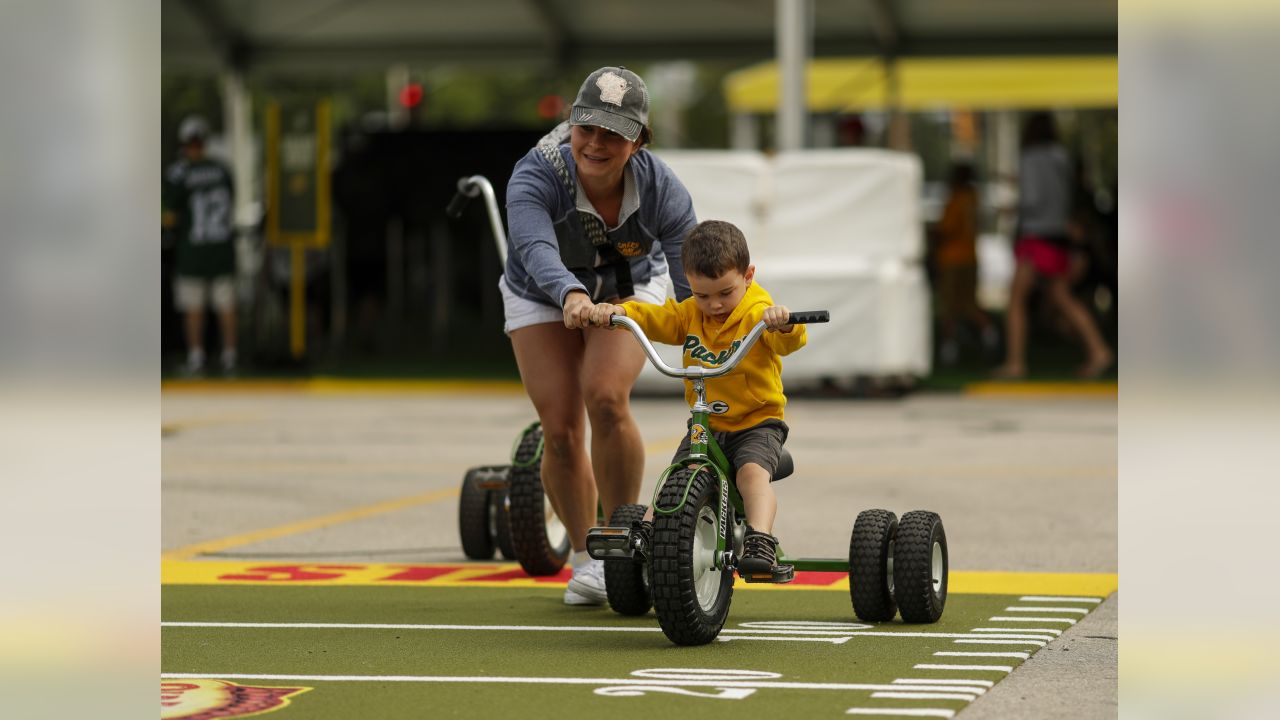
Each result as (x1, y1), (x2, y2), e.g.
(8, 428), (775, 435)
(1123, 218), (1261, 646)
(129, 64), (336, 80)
(681, 220), (751, 278)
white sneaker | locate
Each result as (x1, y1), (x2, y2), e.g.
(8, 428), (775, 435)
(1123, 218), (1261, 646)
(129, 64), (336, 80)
(182, 349), (206, 377)
(564, 558), (607, 605)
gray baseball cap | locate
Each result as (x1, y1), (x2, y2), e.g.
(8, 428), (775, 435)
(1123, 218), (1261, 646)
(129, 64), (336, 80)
(178, 114), (210, 144)
(569, 66), (649, 143)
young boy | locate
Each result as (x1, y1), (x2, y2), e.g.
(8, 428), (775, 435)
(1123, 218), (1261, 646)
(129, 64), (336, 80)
(588, 219), (806, 575)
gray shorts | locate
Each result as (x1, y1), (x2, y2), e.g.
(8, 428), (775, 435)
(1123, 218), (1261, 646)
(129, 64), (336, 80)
(672, 419), (790, 480)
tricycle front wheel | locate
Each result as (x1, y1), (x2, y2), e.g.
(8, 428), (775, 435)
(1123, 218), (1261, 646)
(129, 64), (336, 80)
(506, 424), (570, 575)
(651, 467), (733, 646)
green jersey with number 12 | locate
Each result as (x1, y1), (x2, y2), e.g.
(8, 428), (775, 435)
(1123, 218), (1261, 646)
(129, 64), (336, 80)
(164, 157), (236, 278)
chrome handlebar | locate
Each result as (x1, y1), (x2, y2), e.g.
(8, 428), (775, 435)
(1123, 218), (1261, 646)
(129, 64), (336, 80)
(608, 315), (773, 380)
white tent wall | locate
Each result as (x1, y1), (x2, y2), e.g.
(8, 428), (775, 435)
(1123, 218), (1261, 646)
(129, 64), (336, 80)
(635, 148), (931, 393)
(649, 151), (770, 246)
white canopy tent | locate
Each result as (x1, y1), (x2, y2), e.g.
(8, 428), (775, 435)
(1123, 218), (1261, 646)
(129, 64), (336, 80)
(637, 148), (930, 391)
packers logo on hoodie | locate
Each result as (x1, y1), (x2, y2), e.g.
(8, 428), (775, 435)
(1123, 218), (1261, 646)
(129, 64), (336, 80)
(683, 335), (743, 366)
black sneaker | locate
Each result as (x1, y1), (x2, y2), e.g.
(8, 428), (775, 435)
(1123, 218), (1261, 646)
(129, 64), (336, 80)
(737, 526), (779, 574)
(632, 519), (654, 560)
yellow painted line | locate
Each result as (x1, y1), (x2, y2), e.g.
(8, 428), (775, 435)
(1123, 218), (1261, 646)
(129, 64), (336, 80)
(949, 571), (1117, 596)
(161, 559), (1116, 597)
(161, 413), (261, 436)
(161, 378), (525, 395)
(162, 460), (465, 477)
(160, 487), (460, 562)
(965, 381), (1117, 398)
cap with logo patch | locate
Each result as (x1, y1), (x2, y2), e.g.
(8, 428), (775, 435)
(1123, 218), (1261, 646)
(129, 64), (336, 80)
(178, 115), (210, 144)
(569, 66), (649, 144)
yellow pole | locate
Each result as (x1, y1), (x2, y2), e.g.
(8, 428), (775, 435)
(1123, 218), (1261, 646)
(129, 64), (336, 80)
(291, 243), (306, 358)
(316, 98), (332, 248)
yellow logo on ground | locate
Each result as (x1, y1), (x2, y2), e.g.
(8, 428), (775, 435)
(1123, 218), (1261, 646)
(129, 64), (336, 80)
(162, 679), (310, 719)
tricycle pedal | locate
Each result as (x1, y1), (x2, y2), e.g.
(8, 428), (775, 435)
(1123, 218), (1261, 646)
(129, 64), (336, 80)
(739, 564), (795, 584)
(586, 526), (638, 561)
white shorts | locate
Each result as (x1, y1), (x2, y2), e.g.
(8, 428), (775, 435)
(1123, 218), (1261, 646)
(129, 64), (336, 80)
(499, 273), (670, 335)
(175, 275), (235, 313)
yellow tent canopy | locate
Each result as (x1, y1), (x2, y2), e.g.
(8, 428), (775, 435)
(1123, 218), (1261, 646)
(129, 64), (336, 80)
(724, 56), (1117, 113)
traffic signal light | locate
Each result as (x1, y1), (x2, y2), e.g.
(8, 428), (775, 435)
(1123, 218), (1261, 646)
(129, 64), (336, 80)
(399, 83), (424, 109)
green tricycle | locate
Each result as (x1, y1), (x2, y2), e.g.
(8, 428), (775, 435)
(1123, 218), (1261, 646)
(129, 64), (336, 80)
(585, 312), (949, 646)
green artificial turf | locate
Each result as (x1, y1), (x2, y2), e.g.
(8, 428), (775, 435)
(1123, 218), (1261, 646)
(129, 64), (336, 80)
(163, 584), (1086, 719)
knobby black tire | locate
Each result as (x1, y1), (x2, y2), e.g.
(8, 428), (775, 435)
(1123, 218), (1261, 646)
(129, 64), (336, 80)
(494, 488), (516, 560)
(651, 467), (733, 646)
(506, 424), (570, 576)
(458, 468), (496, 560)
(849, 509), (898, 621)
(893, 510), (948, 623)
(604, 504), (651, 616)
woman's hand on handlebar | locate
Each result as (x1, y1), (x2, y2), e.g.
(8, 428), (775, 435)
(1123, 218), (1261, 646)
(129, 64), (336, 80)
(763, 305), (795, 334)
(562, 290), (595, 329)
(589, 302), (627, 328)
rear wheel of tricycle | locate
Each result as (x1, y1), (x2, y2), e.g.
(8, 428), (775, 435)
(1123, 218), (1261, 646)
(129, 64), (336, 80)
(892, 510), (948, 623)
(604, 503), (651, 616)
(848, 508), (898, 621)
(458, 468), (496, 560)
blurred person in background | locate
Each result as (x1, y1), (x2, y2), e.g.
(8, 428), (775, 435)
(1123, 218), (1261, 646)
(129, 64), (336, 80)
(163, 115), (238, 376)
(933, 162), (998, 365)
(1064, 154), (1118, 325)
(993, 112), (1113, 379)
(502, 66), (698, 606)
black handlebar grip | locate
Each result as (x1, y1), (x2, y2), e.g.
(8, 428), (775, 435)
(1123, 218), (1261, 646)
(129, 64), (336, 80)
(445, 190), (471, 219)
(785, 310), (830, 325)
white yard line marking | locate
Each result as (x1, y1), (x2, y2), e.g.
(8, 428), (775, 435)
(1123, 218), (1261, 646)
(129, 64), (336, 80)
(954, 639), (1046, 648)
(161, 622), (662, 632)
(880, 686), (988, 691)
(717, 635), (851, 644)
(935, 651), (1030, 660)
(893, 679), (995, 688)
(871, 692), (978, 701)
(158, 673), (971, 692)
(913, 664), (1013, 672)
(1019, 596), (1102, 603)
(987, 617), (1077, 624)
(882, 686), (986, 695)
(957, 632), (1054, 638)
(846, 709), (955, 718)
(972, 627), (1061, 636)
(161, 621), (1044, 641)
(1003, 607), (1090, 614)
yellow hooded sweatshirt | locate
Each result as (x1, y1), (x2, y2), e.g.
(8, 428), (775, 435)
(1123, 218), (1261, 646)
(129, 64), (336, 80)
(621, 282), (807, 432)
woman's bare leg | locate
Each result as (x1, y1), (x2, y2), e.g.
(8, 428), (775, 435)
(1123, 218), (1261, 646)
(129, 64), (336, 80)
(580, 325), (647, 524)
(994, 260), (1037, 378)
(1045, 277), (1114, 377)
(510, 323), (595, 551)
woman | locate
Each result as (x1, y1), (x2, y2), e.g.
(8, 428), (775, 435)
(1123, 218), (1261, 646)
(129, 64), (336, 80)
(993, 112), (1113, 379)
(501, 67), (697, 605)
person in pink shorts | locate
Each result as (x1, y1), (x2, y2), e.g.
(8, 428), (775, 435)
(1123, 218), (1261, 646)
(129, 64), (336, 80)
(993, 113), (1113, 379)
